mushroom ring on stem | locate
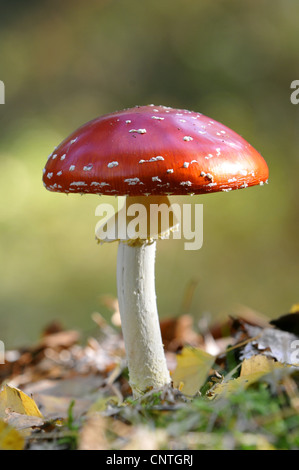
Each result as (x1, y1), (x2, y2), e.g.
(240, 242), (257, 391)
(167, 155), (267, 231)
(42, 104), (269, 397)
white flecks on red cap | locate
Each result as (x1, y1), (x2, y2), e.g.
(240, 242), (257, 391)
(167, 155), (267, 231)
(42, 104), (269, 196)
(70, 181), (88, 187)
(91, 181), (109, 187)
(83, 164), (93, 171)
(124, 178), (142, 185)
(107, 161), (119, 168)
(139, 156), (164, 164)
(151, 116), (164, 120)
(129, 129), (147, 134)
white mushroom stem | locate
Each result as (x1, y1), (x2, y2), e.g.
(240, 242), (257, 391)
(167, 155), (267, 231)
(117, 240), (171, 397)
(96, 195), (179, 396)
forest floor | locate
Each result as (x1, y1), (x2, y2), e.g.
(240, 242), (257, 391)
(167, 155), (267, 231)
(1, 298), (299, 451)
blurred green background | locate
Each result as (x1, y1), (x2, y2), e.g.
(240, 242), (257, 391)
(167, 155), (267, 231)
(1, 0), (298, 348)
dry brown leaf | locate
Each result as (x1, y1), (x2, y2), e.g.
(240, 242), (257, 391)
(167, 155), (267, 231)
(38, 330), (80, 350)
(160, 315), (201, 351)
(5, 411), (44, 431)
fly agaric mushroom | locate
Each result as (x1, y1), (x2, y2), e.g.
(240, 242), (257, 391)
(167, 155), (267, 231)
(42, 104), (269, 397)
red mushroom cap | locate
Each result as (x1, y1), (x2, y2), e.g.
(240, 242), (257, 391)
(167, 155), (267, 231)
(42, 105), (269, 196)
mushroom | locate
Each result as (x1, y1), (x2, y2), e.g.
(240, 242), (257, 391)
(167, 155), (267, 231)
(42, 104), (269, 397)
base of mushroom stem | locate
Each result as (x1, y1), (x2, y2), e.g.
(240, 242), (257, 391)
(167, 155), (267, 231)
(130, 383), (190, 403)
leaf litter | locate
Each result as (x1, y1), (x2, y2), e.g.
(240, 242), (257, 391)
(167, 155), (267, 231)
(1, 299), (299, 450)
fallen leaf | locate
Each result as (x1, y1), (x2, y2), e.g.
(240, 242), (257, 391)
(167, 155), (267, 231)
(160, 315), (201, 351)
(172, 347), (215, 396)
(290, 303), (299, 314)
(239, 324), (299, 365)
(210, 356), (287, 399)
(5, 411), (44, 431)
(39, 330), (80, 350)
(240, 355), (277, 376)
(0, 419), (25, 450)
(0, 385), (43, 419)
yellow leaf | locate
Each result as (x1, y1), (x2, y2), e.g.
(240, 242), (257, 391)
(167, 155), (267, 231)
(172, 347), (215, 396)
(0, 420), (25, 450)
(240, 355), (277, 376)
(0, 385), (43, 419)
(290, 303), (299, 313)
(210, 355), (287, 399)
